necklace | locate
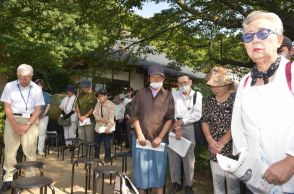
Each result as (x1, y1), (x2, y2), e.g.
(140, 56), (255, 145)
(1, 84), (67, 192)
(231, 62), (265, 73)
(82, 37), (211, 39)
(250, 57), (281, 86)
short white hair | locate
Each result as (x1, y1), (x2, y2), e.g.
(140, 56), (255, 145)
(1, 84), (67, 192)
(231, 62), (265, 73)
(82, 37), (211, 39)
(242, 10), (284, 34)
(17, 64), (33, 76)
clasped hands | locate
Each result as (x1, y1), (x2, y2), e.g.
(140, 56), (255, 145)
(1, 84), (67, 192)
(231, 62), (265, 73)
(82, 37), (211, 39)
(137, 134), (162, 148)
(208, 139), (224, 155)
(13, 123), (30, 135)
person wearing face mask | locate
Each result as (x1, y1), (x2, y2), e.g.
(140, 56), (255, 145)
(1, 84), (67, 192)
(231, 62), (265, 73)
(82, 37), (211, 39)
(167, 75), (202, 194)
(130, 64), (175, 194)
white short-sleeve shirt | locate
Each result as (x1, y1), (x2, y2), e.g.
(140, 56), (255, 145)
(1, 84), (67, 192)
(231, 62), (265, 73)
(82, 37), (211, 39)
(1, 80), (45, 114)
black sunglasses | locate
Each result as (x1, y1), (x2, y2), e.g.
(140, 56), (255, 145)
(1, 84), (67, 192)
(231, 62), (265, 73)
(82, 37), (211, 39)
(241, 29), (277, 43)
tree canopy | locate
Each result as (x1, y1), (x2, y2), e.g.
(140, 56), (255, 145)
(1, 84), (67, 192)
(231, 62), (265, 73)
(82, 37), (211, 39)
(0, 0), (134, 91)
(127, 0), (293, 72)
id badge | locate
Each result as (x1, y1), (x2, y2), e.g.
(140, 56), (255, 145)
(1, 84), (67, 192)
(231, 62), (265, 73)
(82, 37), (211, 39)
(22, 113), (31, 119)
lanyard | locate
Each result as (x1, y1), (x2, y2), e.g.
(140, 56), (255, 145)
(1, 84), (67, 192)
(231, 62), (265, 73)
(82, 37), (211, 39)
(17, 84), (32, 111)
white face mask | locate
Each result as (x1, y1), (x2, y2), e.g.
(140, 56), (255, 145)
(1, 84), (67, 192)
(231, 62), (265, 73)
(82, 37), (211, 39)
(150, 82), (163, 90)
(179, 84), (191, 93)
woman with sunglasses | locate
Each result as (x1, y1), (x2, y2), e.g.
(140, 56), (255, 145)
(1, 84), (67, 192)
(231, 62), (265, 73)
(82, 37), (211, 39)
(231, 11), (294, 194)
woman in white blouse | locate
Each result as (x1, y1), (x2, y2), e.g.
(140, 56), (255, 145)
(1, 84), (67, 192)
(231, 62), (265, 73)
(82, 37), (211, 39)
(231, 11), (294, 193)
(59, 85), (78, 146)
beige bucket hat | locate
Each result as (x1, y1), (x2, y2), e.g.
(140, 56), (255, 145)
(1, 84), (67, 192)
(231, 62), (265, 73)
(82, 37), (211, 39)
(206, 67), (234, 87)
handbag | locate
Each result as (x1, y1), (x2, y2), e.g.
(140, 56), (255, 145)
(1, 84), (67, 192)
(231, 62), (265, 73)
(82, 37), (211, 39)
(58, 96), (76, 126)
(193, 91), (208, 146)
(57, 116), (71, 126)
(114, 172), (139, 194)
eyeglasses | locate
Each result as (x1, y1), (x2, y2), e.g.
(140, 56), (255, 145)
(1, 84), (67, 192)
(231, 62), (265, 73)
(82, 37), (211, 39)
(241, 29), (277, 43)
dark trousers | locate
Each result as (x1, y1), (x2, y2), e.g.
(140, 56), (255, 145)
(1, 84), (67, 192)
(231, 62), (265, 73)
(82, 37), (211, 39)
(240, 182), (254, 194)
(94, 132), (112, 160)
(126, 123), (134, 153)
(114, 120), (123, 142)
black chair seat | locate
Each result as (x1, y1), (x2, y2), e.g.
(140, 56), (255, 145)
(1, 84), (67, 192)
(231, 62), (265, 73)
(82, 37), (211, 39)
(70, 157), (104, 194)
(14, 161), (44, 169)
(77, 157), (102, 164)
(93, 165), (121, 194)
(93, 165), (120, 175)
(13, 176), (53, 189)
(111, 152), (129, 173)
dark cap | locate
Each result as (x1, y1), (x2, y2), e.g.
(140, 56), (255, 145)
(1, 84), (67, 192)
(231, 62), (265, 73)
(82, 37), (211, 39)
(281, 36), (292, 47)
(148, 64), (165, 77)
(66, 84), (76, 93)
(80, 80), (91, 88)
(97, 88), (108, 96)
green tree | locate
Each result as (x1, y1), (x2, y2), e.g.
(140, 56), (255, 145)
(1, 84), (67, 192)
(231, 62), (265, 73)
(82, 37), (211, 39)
(127, 0), (293, 73)
(0, 0), (136, 90)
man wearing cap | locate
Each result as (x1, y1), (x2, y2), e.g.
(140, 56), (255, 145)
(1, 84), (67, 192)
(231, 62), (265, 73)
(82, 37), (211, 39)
(59, 84), (78, 146)
(0, 64), (45, 191)
(168, 74), (202, 194)
(130, 64), (175, 194)
(278, 36), (292, 60)
(75, 80), (97, 144)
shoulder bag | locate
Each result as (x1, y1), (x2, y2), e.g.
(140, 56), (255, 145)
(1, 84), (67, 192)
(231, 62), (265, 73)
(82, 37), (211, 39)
(193, 91), (208, 146)
(58, 96), (76, 126)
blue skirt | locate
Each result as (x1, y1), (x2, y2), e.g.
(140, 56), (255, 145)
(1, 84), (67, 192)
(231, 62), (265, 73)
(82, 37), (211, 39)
(132, 136), (167, 189)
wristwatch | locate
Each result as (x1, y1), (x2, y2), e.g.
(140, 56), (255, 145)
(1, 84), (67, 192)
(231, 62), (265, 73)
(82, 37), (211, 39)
(26, 121), (32, 125)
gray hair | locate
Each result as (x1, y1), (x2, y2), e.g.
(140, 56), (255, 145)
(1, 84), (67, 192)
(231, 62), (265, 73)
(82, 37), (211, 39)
(242, 11), (283, 34)
(17, 64), (33, 76)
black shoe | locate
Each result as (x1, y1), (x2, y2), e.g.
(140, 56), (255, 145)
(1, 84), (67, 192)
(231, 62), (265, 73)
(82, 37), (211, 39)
(0, 181), (12, 191)
(185, 186), (194, 194)
(168, 183), (182, 194)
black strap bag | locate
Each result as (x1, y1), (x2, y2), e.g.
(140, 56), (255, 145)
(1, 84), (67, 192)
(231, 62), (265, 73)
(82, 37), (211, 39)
(193, 91), (208, 146)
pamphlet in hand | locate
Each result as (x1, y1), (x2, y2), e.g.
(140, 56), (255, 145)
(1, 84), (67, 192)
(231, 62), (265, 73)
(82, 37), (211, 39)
(168, 132), (191, 157)
(136, 139), (165, 152)
(216, 150), (280, 194)
(79, 118), (91, 126)
(96, 126), (115, 134)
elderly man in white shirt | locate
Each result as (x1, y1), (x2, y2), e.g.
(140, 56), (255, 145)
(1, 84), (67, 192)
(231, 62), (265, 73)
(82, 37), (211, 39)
(0, 64), (44, 192)
(168, 74), (202, 194)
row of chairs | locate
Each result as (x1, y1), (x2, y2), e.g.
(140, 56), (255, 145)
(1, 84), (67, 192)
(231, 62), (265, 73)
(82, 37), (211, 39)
(0, 131), (130, 193)
(44, 132), (127, 163)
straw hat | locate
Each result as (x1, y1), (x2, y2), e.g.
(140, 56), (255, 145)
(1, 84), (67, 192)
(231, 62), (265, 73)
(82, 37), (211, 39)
(206, 67), (234, 87)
